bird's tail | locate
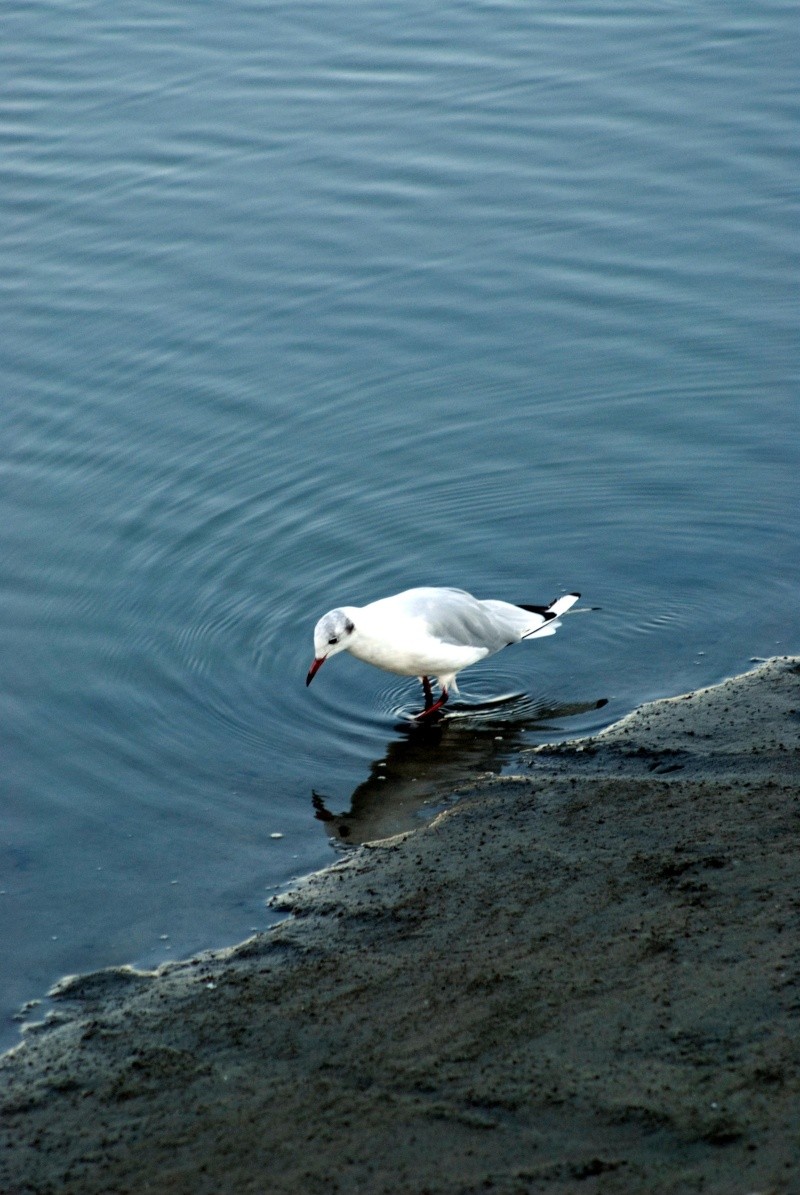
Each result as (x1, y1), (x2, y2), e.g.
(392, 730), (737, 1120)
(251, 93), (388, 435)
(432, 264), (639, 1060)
(518, 592), (580, 639)
(545, 592), (581, 618)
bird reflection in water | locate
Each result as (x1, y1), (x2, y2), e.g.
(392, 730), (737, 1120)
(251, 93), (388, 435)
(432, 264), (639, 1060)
(312, 695), (607, 847)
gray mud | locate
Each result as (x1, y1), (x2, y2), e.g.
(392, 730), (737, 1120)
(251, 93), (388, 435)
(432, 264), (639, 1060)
(1, 658), (798, 1194)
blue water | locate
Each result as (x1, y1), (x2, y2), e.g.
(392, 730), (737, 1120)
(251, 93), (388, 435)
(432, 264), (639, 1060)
(1, 0), (798, 1046)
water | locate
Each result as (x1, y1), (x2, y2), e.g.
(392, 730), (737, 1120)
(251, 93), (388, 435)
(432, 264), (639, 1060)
(1, 0), (797, 1047)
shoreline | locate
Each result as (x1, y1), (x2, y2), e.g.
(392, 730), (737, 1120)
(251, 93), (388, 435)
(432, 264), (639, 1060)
(1, 657), (798, 1194)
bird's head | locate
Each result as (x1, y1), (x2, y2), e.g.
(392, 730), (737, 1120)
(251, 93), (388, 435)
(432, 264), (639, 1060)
(306, 609), (356, 686)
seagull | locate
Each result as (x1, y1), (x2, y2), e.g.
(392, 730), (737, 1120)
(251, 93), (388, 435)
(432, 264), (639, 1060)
(306, 587), (581, 719)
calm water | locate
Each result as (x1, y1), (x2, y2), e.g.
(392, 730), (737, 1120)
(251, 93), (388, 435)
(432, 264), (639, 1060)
(1, 0), (797, 1046)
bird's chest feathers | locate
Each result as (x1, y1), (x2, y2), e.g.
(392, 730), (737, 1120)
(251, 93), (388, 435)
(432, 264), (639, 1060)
(347, 618), (484, 677)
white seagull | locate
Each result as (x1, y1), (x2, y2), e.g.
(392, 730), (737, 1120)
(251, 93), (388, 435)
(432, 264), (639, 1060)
(306, 586), (580, 718)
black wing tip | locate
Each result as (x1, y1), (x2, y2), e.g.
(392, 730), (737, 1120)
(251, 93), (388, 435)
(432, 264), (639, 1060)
(517, 592), (581, 615)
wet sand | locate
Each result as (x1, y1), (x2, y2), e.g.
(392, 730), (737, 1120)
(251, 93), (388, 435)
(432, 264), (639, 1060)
(1, 657), (798, 1194)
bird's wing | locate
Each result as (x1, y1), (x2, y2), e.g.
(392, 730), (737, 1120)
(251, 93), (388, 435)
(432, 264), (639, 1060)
(402, 588), (523, 654)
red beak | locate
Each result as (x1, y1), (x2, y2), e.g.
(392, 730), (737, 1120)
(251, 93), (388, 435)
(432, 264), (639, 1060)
(306, 656), (326, 686)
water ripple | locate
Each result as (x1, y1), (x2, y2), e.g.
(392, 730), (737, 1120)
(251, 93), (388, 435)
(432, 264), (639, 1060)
(1, 0), (798, 1046)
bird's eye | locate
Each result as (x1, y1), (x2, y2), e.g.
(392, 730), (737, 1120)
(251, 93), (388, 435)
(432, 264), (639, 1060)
(328, 636), (339, 645)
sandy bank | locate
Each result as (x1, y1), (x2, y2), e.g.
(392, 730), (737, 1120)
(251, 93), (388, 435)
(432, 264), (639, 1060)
(1, 658), (799, 1194)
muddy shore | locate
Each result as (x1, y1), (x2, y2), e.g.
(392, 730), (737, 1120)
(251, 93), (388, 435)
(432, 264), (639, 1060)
(1, 658), (799, 1194)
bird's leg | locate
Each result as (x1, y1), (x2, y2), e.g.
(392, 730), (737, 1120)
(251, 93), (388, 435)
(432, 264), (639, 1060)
(416, 683), (449, 721)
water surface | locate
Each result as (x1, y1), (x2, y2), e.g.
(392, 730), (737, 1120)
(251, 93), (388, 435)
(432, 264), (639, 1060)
(1, 0), (797, 1046)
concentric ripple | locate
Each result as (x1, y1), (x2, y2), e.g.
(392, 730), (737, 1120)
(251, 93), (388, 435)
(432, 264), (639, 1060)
(1, 0), (798, 1047)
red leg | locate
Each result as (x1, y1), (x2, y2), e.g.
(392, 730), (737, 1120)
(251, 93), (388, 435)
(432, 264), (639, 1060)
(416, 684), (449, 720)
